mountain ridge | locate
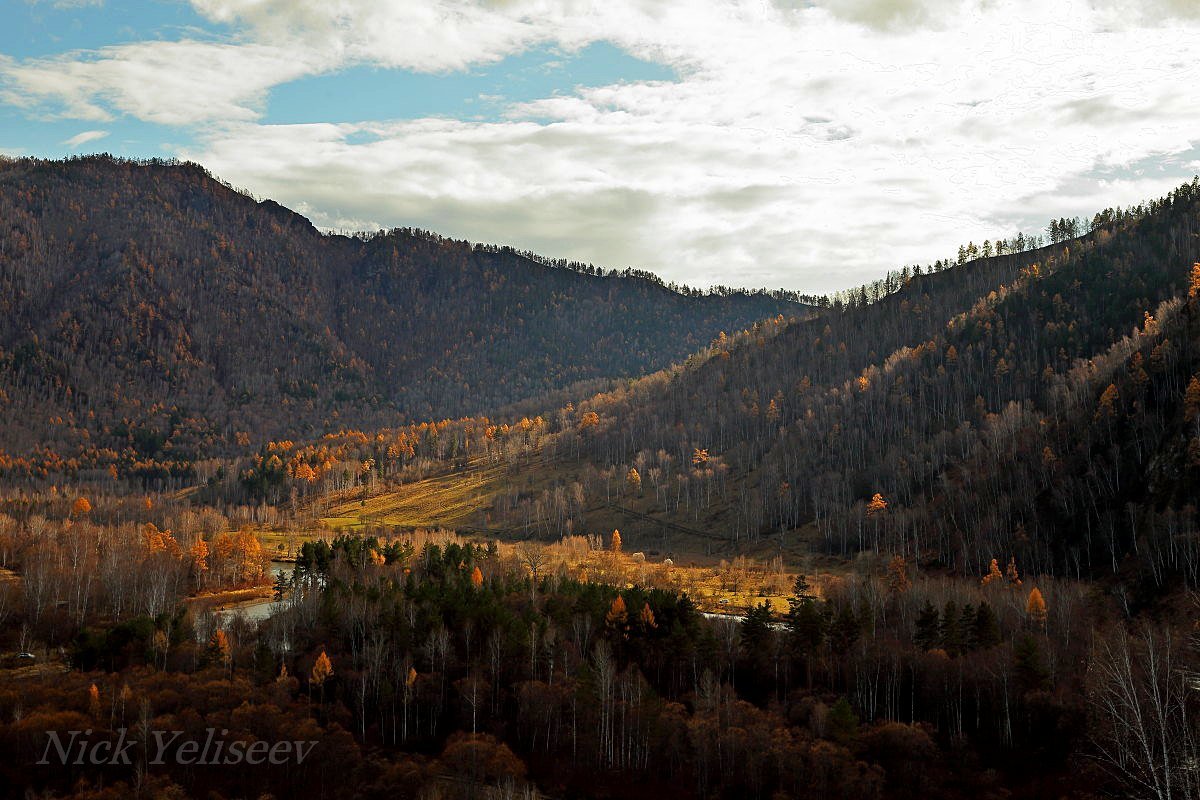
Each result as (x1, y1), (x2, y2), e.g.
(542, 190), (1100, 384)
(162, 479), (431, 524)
(0, 155), (802, 477)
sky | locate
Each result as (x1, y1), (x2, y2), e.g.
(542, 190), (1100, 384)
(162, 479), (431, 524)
(2, 0), (1200, 294)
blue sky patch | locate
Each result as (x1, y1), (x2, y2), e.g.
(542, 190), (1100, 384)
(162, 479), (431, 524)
(0, 0), (227, 60)
(0, 0), (674, 159)
(265, 43), (675, 125)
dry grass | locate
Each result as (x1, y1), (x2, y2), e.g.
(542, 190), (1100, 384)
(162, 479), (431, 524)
(185, 585), (273, 607)
(274, 459), (851, 615)
(320, 466), (506, 530)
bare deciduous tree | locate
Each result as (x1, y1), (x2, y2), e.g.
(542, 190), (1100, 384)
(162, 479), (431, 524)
(1087, 624), (1200, 800)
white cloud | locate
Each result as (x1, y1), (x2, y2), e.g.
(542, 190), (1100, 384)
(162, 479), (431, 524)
(0, 40), (328, 125)
(62, 129), (108, 148)
(6, 0), (1200, 291)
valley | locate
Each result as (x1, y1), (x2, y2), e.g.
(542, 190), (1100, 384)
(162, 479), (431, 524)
(1, 159), (1199, 800)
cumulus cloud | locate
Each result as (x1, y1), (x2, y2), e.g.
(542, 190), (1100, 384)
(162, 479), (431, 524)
(5, 0), (1200, 291)
(61, 129), (108, 148)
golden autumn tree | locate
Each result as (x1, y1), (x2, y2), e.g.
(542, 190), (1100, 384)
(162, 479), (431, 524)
(189, 539), (209, 587)
(1190, 262), (1200, 302)
(72, 496), (92, 517)
(611, 529), (622, 553)
(1027, 587), (1047, 630)
(605, 595), (628, 633)
(312, 650), (334, 703)
(294, 462), (317, 484)
(866, 493), (888, 516)
(143, 523), (174, 554)
(1185, 376), (1200, 422)
(885, 555), (910, 595)
(981, 558), (1003, 586)
(639, 602), (657, 630)
(1095, 383), (1119, 421)
(626, 467), (642, 496)
(231, 529), (267, 584)
(470, 566), (484, 589)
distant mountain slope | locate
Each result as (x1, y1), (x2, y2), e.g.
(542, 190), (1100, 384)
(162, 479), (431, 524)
(276, 178), (1200, 593)
(0, 156), (800, 473)
(561, 177), (1200, 580)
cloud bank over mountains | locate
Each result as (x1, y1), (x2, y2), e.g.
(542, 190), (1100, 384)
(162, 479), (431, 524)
(2, 0), (1199, 292)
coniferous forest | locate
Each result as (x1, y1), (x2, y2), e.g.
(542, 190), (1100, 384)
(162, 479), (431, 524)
(2, 156), (1200, 800)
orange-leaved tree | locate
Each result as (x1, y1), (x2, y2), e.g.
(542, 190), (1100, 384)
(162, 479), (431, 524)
(312, 650), (334, 703)
(606, 595), (628, 635)
(639, 602), (657, 630)
(981, 558), (1003, 586)
(1185, 376), (1200, 422)
(1027, 587), (1047, 631)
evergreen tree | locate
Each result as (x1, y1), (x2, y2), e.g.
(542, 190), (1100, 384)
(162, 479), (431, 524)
(958, 603), (977, 651)
(914, 601), (940, 651)
(939, 600), (962, 655)
(272, 570), (290, 602)
(972, 602), (1001, 649)
(789, 574), (813, 605)
(1014, 635), (1049, 693)
(741, 601), (774, 653)
(828, 697), (859, 745)
(829, 604), (861, 651)
(787, 595), (825, 652)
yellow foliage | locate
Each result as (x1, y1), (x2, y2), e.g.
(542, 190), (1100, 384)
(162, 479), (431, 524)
(866, 493), (888, 516)
(312, 650), (334, 686)
(639, 602), (657, 629)
(981, 558), (1003, 586)
(606, 595), (628, 630)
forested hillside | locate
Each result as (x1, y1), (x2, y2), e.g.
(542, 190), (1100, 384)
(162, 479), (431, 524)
(512, 177), (1194, 581)
(252, 178), (1200, 594)
(0, 156), (801, 478)
(4, 173), (1200, 800)
(566, 178), (1200, 585)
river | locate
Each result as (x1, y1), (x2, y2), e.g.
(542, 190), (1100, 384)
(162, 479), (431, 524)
(214, 561), (292, 625)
